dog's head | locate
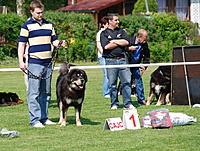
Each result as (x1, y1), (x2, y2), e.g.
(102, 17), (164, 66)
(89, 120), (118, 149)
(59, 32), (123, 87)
(7, 92), (24, 104)
(67, 69), (88, 90)
(159, 66), (171, 78)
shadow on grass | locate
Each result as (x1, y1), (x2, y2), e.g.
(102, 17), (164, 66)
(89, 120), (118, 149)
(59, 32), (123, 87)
(50, 116), (101, 126)
(118, 100), (148, 108)
(49, 99), (59, 108)
(49, 100), (101, 126)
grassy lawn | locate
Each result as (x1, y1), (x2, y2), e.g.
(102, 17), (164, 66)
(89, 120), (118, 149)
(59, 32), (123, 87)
(0, 59), (199, 151)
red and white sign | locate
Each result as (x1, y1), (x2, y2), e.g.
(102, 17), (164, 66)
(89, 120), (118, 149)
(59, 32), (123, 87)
(123, 109), (141, 130)
(103, 117), (125, 131)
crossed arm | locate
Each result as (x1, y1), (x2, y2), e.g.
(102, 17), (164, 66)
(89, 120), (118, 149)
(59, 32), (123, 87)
(104, 39), (129, 50)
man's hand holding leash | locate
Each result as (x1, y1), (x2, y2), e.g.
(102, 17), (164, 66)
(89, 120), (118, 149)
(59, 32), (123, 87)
(53, 40), (66, 48)
(18, 39), (66, 72)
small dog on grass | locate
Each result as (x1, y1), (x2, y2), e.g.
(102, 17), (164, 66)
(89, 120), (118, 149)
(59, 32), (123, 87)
(0, 92), (23, 106)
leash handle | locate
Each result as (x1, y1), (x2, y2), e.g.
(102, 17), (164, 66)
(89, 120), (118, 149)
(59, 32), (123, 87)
(58, 40), (63, 47)
(58, 40), (68, 63)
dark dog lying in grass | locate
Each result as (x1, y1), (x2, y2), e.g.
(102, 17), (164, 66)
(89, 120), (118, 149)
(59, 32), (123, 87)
(0, 92), (23, 106)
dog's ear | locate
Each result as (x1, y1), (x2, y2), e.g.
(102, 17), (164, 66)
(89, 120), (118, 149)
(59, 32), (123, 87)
(82, 70), (88, 82)
(66, 69), (75, 82)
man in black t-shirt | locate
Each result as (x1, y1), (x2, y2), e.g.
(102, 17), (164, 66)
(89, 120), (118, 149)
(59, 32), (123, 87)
(100, 13), (134, 110)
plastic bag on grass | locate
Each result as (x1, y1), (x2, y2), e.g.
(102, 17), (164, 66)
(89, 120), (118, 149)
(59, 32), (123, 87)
(168, 112), (197, 126)
(0, 128), (20, 138)
(147, 108), (172, 129)
(192, 104), (200, 108)
(143, 110), (197, 127)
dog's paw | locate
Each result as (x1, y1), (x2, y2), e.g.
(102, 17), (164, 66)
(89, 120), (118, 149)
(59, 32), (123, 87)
(58, 120), (62, 124)
(60, 123), (66, 127)
(155, 103), (161, 106)
(59, 120), (66, 127)
(76, 121), (82, 126)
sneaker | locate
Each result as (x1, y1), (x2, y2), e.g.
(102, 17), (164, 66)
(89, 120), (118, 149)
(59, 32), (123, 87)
(44, 119), (56, 125)
(129, 104), (136, 109)
(104, 95), (110, 98)
(124, 104), (136, 110)
(33, 122), (45, 128)
(111, 106), (118, 109)
(131, 94), (136, 97)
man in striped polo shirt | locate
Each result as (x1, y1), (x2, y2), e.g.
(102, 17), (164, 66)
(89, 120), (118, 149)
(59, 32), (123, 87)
(18, 0), (66, 128)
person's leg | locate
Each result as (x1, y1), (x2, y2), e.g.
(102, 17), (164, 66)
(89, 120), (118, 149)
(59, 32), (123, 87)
(28, 64), (43, 126)
(131, 67), (145, 104)
(39, 64), (52, 124)
(119, 58), (132, 108)
(98, 57), (110, 97)
(105, 58), (119, 108)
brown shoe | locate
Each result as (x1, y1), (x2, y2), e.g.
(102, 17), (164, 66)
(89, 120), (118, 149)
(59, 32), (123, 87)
(138, 101), (146, 106)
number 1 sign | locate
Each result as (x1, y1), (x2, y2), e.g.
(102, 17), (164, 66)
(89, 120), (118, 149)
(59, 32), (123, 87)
(123, 109), (141, 130)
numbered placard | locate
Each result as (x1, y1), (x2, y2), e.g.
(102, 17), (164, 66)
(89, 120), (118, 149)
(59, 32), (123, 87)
(123, 109), (141, 130)
(103, 117), (125, 131)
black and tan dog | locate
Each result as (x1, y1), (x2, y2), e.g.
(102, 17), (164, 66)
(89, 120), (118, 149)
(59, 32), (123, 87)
(0, 92), (23, 106)
(146, 66), (171, 106)
(56, 63), (88, 126)
(118, 79), (136, 96)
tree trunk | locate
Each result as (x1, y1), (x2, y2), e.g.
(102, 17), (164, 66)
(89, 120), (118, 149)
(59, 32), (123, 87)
(16, 0), (24, 17)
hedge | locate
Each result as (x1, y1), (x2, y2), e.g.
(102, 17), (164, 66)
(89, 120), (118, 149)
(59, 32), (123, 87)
(119, 12), (200, 62)
(0, 13), (25, 60)
(44, 11), (97, 62)
(0, 11), (199, 63)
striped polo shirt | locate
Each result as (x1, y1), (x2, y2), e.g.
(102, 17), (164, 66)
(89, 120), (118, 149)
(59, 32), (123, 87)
(19, 17), (58, 65)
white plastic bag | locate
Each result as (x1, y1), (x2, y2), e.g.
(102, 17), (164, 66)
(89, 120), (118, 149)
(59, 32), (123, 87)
(142, 112), (197, 127)
(169, 112), (197, 126)
(0, 128), (20, 138)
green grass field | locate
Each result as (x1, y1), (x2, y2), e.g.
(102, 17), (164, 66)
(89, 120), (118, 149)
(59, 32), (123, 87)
(0, 60), (199, 151)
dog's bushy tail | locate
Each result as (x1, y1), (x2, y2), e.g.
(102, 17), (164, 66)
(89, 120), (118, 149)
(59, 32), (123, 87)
(59, 63), (70, 75)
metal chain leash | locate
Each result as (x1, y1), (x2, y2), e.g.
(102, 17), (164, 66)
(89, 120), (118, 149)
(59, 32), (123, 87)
(22, 41), (64, 79)
(63, 40), (69, 63)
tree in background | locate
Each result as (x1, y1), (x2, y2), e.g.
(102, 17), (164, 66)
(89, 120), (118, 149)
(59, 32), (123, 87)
(16, 0), (25, 17)
(132, 0), (158, 15)
(0, 0), (68, 17)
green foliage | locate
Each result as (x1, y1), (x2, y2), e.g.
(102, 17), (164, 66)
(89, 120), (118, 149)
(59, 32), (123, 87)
(0, 13), (25, 44)
(119, 15), (152, 36)
(119, 12), (200, 62)
(0, 0), (68, 17)
(45, 11), (97, 62)
(132, 0), (158, 15)
(0, 13), (25, 59)
(0, 0), (17, 13)
(0, 11), (97, 62)
(149, 12), (200, 62)
(0, 11), (199, 63)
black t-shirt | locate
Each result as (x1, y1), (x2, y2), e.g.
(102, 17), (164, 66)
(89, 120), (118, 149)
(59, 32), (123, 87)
(100, 28), (129, 58)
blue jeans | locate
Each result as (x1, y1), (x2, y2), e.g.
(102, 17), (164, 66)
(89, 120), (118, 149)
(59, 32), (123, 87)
(105, 58), (132, 108)
(28, 63), (52, 126)
(130, 67), (145, 103)
(98, 57), (109, 97)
